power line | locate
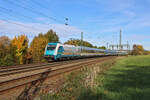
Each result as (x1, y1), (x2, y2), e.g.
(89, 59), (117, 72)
(3, 0), (108, 46)
(3, 0), (65, 24)
(0, 7), (45, 31)
(0, 6), (35, 21)
(13, 0), (69, 25)
(0, 7), (71, 36)
(0, 6), (53, 26)
(29, 0), (70, 26)
(0, 6), (73, 36)
(1, 0), (87, 42)
(0, 18), (41, 31)
(30, 0), (66, 19)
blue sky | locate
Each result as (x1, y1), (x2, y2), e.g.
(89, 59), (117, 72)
(0, 0), (150, 50)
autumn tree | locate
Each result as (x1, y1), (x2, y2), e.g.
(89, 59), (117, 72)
(30, 36), (48, 62)
(0, 36), (11, 57)
(12, 35), (28, 64)
(131, 45), (138, 55)
(148, 51), (150, 55)
(131, 44), (145, 55)
(44, 30), (59, 42)
(93, 46), (97, 48)
(143, 50), (149, 55)
(98, 46), (106, 50)
(64, 39), (93, 47)
(30, 30), (59, 62)
(0, 36), (14, 66)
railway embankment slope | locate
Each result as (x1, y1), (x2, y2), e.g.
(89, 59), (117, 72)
(40, 55), (150, 100)
(0, 57), (115, 100)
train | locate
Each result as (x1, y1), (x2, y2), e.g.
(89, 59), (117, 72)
(44, 42), (122, 61)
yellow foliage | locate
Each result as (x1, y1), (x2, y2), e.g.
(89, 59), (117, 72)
(64, 39), (93, 47)
(12, 35), (28, 64)
(30, 36), (48, 61)
(132, 44), (145, 55)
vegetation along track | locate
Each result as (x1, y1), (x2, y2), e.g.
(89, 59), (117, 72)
(0, 56), (115, 95)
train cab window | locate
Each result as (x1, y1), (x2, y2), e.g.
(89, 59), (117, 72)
(47, 45), (56, 50)
(58, 46), (64, 51)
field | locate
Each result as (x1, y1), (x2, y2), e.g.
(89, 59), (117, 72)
(40, 55), (150, 100)
(97, 55), (150, 100)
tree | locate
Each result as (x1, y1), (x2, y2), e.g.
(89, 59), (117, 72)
(30, 30), (59, 62)
(98, 46), (106, 50)
(0, 36), (15, 66)
(30, 36), (48, 62)
(12, 35), (29, 64)
(131, 45), (138, 55)
(137, 45), (144, 54)
(148, 51), (150, 55)
(64, 39), (93, 47)
(93, 46), (97, 48)
(0, 36), (10, 57)
(131, 44), (145, 55)
(44, 30), (59, 43)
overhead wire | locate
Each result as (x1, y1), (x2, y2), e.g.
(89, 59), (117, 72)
(0, 7), (74, 38)
(3, 0), (65, 24)
(0, 6), (35, 22)
(0, 6), (53, 26)
(10, 0), (70, 26)
(0, 18), (40, 31)
(0, 7), (44, 31)
(27, 0), (70, 26)
(30, 0), (66, 19)
(0, 0), (70, 34)
(0, 0), (86, 41)
(0, 7), (73, 39)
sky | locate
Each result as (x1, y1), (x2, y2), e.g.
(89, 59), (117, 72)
(0, 0), (150, 50)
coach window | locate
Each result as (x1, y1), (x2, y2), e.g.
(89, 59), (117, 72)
(59, 46), (64, 51)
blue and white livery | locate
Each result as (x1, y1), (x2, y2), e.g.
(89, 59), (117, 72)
(44, 42), (119, 61)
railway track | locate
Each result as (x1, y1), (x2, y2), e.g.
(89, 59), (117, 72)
(0, 57), (104, 77)
(0, 56), (116, 100)
(0, 62), (48, 69)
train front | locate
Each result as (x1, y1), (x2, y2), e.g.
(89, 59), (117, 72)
(44, 43), (57, 61)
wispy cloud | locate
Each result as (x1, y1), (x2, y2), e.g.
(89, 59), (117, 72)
(96, 0), (135, 12)
(0, 20), (82, 42)
(128, 34), (150, 40)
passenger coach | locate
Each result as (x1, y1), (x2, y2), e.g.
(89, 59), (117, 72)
(44, 43), (107, 61)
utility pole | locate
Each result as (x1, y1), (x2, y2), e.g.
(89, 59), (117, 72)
(81, 32), (83, 45)
(119, 29), (122, 51)
(81, 32), (83, 52)
(106, 42), (109, 49)
(127, 41), (130, 52)
(127, 41), (129, 50)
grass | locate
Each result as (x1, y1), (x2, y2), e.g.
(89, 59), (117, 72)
(96, 55), (150, 100)
(40, 69), (88, 100)
(40, 55), (150, 100)
(39, 59), (115, 100)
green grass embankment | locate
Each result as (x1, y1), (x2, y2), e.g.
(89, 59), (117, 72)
(97, 55), (150, 100)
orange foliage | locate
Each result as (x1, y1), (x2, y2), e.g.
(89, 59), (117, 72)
(30, 36), (48, 62)
(132, 44), (145, 55)
(12, 35), (28, 64)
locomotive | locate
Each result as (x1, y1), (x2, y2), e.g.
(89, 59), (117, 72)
(44, 42), (118, 61)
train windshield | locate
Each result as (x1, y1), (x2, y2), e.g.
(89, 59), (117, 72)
(47, 45), (56, 50)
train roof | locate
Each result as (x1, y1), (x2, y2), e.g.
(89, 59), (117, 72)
(47, 42), (105, 51)
(48, 42), (59, 45)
